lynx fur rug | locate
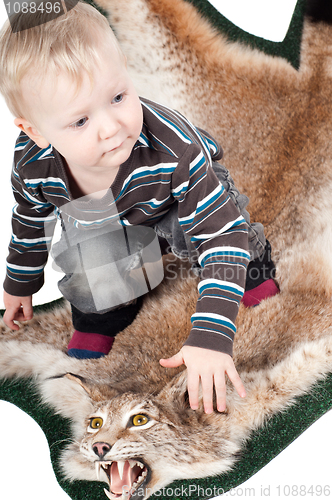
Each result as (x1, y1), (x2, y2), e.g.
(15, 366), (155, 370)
(1, 0), (332, 499)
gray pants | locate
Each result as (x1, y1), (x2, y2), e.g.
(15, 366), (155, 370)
(154, 162), (265, 262)
(52, 162), (266, 314)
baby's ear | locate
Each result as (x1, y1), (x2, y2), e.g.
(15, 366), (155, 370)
(14, 117), (50, 149)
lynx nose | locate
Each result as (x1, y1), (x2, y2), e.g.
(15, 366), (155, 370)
(93, 442), (111, 458)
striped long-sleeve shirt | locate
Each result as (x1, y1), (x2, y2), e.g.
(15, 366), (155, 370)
(4, 97), (250, 355)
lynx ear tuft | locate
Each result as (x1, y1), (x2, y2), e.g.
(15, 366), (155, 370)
(64, 373), (93, 395)
(48, 372), (120, 403)
(48, 372), (93, 395)
(42, 372), (95, 420)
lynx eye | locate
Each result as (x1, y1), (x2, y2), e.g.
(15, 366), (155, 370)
(89, 417), (104, 429)
(131, 414), (149, 427)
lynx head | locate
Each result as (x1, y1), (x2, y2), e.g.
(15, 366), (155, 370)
(52, 372), (240, 500)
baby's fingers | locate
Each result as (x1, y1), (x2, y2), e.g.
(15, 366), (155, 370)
(227, 364), (246, 399)
(200, 374), (215, 414)
(3, 306), (25, 330)
(186, 370), (200, 411)
(3, 311), (20, 330)
(21, 300), (33, 321)
(213, 372), (226, 412)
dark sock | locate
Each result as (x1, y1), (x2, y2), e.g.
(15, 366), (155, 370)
(70, 296), (143, 335)
(67, 297), (143, 358)
(245, 240), (275, 291)
(242, 279), (279, 307)
(242, 240), (279, 307)
(68, 331), (115, 359)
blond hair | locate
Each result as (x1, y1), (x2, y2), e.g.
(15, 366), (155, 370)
(0, 0), (124, 119)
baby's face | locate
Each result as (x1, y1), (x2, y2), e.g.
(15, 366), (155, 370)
(20, 43), (143, 177)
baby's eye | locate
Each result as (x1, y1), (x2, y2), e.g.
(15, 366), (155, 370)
(112, 93), (124, 104)
(71, 117), (88, 128)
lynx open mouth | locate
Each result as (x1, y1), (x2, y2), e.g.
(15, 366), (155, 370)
(96, 458), (150, 500)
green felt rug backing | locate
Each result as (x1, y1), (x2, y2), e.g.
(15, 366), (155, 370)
(184, 0), (306, 69)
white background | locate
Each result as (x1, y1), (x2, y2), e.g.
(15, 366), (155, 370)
(1, 2), (332, 499)
(207, 0), (298, 42)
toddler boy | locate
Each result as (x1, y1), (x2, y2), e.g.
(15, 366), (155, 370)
(0, 1), (278, 414)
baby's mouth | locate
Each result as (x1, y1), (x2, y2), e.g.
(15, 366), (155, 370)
(95, 458), (149, 499)
(106, 141), (124, 154)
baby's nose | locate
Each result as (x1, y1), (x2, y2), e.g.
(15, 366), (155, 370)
(99, 116), (121, 140)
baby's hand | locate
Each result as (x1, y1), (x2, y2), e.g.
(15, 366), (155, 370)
(3, 291), (33, 330)
(160, 345), (246, 413)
